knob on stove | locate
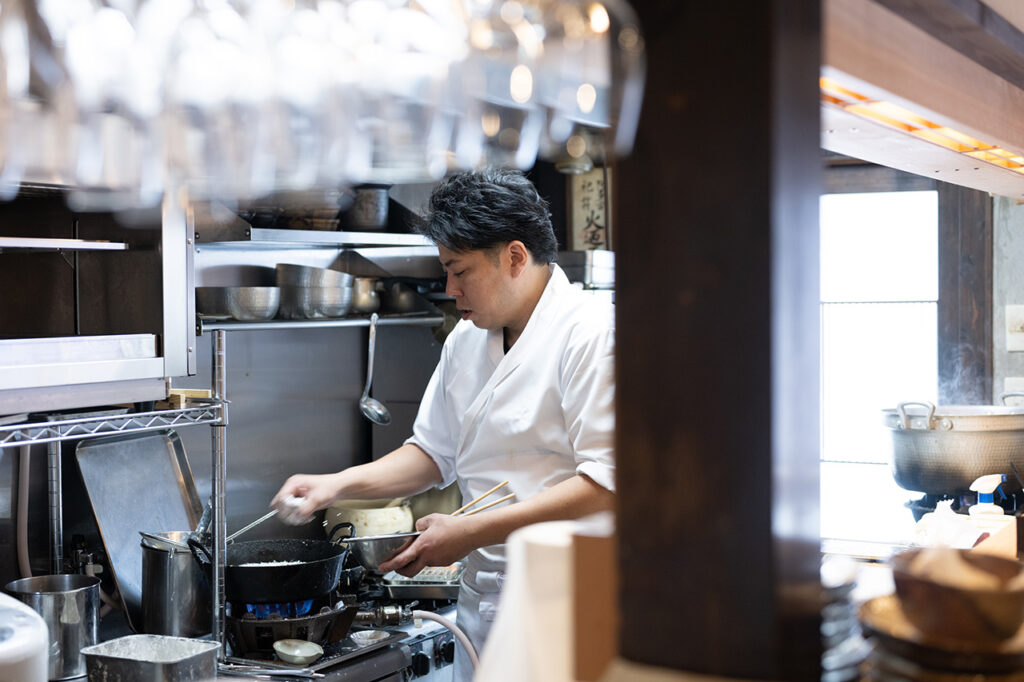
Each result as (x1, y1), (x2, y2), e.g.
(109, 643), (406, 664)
(411, 651), (431, 676)
(438, 639), (455, 664)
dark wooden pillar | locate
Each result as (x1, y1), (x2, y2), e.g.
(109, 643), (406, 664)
(937, 183), (993, 405)
(615, 2), (822, 679)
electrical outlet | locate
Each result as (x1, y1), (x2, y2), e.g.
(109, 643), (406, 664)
(1007, 305), (1024, 351)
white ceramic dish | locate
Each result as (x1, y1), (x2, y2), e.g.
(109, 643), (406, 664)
(350, 630), (389, 648)
(272, 639), (323, 665)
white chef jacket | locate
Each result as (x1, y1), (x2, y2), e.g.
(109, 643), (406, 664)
(405, 263), (615, 680)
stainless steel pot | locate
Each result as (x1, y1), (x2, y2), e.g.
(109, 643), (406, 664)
(882, 397), (1024, 493)
(141, 531), (210, 637)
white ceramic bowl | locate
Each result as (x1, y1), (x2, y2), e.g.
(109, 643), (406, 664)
(273, 639), (323, 665)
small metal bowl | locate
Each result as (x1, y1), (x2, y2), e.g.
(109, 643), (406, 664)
(196, 287), (280, 321)
(350, 630), (389, 648)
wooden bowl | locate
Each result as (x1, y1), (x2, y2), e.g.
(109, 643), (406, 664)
(891, 548), (1024, 642)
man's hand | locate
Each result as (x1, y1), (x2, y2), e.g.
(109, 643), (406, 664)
(270, 473), (342, 524)
(377, 514), (479, 577)
(269, 444), (443, 524)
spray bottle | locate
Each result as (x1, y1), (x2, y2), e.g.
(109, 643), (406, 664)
(969, 474), (1007, 516)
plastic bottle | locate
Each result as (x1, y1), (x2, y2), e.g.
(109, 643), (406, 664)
(969, 474), (1007, 516)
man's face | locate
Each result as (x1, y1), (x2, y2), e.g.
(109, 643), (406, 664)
(438, 244), (512, 331)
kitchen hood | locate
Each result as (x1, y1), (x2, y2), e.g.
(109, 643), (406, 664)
(823, 0), (1024, 199)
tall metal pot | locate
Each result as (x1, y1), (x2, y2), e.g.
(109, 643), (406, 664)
(882, 398), (1024, 493)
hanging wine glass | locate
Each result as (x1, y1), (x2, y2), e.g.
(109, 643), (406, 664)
(447, 0), (545, 170)
(535, 0), (644, 165)
(163, 0), (271, 202)
(337, 0), (468, 184)
(57, 1), (164, 210)
(0, 0), (77, 199)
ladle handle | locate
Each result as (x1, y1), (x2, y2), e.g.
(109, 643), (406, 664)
(361, 313), (379, 401)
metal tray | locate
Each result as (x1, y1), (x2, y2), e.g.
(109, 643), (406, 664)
(82, 634), (218, 681)
(382, 564), (463, 600)
(76, 430), (202, 631)
(382, 581), (461, 600)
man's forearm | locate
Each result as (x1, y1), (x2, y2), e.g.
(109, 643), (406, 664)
(459, 474), (614, 549)
(333, 443), (444, 501)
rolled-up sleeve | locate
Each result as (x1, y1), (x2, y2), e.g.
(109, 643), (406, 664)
(405, 342), (459, 487)
(561, 326), (616, 492)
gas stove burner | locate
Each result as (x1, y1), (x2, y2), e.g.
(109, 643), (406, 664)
(242, 599), (314, 620)
(226, 596), (358, 658)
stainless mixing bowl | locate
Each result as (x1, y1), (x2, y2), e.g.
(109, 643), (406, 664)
(336, 532), (420, 573)
(279, 286), (353, 319)
(276, 263), (353, 288)
(196, 287), (280, 321)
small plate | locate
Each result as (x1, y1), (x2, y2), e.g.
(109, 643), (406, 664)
(273, 639), (323, 665)
(350, 630), (390, 648)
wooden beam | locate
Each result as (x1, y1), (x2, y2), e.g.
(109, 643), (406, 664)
(873, 0), (1024, 91)
(824, 0), (1024, 155)
(615, 1), (821, 678)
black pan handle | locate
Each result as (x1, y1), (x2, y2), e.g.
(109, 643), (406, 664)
(327, 521), (355, 543)
(188, 536), (213, 568)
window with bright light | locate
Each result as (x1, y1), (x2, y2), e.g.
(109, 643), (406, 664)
(819, 190), (938, 549)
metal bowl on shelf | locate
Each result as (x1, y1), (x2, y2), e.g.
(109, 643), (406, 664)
(278, 286), (353, 319)
(196, 287), (280, 321)
(276, 263), (353, 288)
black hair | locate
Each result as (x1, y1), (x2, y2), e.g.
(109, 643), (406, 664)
(417, 168), (558, 264)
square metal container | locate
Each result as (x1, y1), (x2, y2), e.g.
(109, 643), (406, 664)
(81, 635), (218, 681)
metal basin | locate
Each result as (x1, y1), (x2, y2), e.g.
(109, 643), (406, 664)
(328, 523), (419, 573)
(279, 286), (353, 319)
(196, 287), (280, 321)
(276, 263), (353, 288)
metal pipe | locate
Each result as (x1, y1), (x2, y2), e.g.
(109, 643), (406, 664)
(47, 440), (62, 574)
(211, 330), (228, 658)
(73, 218), (80, 336)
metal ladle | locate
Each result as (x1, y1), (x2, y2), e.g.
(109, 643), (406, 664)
(359, 313), (392, 425)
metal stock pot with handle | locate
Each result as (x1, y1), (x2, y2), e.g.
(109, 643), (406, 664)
(882, 395), (1024, 494)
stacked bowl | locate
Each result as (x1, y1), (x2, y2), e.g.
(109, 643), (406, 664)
(276, 264), (353, 319)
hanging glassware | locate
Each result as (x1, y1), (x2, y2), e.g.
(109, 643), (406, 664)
(163, 0), (273, 202)
(337, 0), (468, 184)
(0, 0), (77, 199)
(535, 0), (644, 166)
(52, 1), (172, 210)
(447, 0), (545, 170)
(0, 0), (644, 205)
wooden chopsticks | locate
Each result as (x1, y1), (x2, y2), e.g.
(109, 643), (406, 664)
(462, 493), (515, 516)
(451, 480), (515, 517)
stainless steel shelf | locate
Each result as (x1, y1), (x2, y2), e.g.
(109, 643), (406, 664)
(198, 314), (445, 334)
(0, 237), (128, 252)
(0, 404), (223, 449)
(195, 227), (432, 248)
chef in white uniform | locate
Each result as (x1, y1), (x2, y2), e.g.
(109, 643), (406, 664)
(271, 168), (615, 680)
